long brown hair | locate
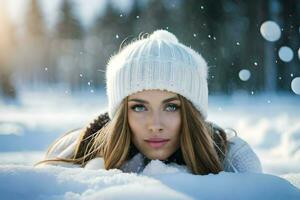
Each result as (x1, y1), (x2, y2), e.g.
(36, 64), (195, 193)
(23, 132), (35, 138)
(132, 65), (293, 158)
(36, 95), (227, 175)
(178, 95), (226, 174)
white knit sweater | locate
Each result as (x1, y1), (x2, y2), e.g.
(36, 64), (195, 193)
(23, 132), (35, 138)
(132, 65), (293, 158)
(43, 129), (262, 173)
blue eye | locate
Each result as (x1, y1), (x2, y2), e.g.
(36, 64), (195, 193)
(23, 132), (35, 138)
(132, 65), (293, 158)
(130, 104), (180, 112)
(165, 104), (180, 112)
(131, 104), (146, 112)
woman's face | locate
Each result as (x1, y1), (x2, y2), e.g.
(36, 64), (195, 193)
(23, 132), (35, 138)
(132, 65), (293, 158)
(128, 89), (181, 160)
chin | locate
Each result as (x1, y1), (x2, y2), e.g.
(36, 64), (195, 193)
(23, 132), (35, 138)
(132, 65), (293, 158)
(146, 152), (170, 161)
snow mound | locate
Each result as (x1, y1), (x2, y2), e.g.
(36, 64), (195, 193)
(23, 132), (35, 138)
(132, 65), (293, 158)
(281, 173), (300, 189)
(142, 160), (190, 175)
(0, 163), (299, 200)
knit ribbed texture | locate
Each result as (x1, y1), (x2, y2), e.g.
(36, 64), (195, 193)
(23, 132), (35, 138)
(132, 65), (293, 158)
(106, 30), (208, 119)
(223, 136), (263, 173)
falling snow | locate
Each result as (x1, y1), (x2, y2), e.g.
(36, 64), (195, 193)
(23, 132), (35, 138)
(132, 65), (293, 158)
(291, 77), (300, 95)
(239, 69), (251, 81)
(260, 21), (281, 42)
(278, 46), (294, 62)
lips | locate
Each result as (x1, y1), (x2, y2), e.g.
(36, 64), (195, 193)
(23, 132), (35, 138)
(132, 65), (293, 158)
(145, 138), (170, 148)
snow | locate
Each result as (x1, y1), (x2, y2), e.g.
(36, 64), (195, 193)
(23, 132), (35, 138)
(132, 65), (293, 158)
(1, 88), (300, 199)
(0, 162), (299, 200)
(238, 69), (251, 81)
(0, 151), (43, 166)
(260, 21), (281, 42)
(207, 94), (300, 175)
(291, 77), (300, 95)
(278, 46), (294, 62)
(142, 160), (190, 175)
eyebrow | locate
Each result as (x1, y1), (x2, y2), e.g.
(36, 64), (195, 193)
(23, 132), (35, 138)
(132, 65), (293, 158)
(128, 96), (179, 104)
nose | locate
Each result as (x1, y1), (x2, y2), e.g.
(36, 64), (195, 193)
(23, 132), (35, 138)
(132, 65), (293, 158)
(147, 111), (164, 133)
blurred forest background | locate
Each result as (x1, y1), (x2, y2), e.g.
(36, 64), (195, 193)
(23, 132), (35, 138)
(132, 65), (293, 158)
(0, 0), (299, 101)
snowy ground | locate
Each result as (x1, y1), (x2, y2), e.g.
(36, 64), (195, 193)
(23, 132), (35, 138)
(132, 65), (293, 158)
(1, 161), (300, 200)
(0, 88), (300, 199)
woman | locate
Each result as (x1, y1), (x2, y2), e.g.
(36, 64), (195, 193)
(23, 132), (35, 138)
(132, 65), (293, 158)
(36, 30), (262, 175)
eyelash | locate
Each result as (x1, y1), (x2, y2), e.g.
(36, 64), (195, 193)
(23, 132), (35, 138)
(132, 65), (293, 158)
(130, 103), (180, 112)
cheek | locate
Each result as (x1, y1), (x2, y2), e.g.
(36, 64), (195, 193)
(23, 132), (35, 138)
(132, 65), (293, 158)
(128, 113), (146, 151)
(128, 112), (146, 137)
(164, 113), (181, 134)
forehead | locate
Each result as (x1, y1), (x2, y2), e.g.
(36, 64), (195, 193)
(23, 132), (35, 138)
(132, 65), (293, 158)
(128, 89), (178, 99)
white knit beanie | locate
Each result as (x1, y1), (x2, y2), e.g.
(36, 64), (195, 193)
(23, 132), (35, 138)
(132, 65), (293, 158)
(106, 30), (208, 119)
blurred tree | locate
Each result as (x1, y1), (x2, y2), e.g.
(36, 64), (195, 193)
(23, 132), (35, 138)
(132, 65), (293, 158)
(56, 0), (84, 39)
(261, 0), (280, 93)
(0, 5), (17, 99)
(277, 0), (300, 93)
(126, 0), (143, 35)
(236, 0), (265, 93)
(180, 0), (231, 94)
(25, 0), (44, 38)
(90, 1), (125, 86)
(5, 0), (298, 94)
(136, 0), (169, 33)
(55, 0), (85, 91)
(21, 0), (51, 87)
(23, 0), (50, 86)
